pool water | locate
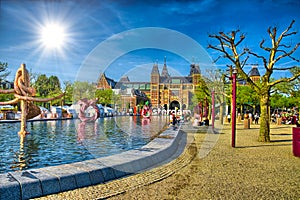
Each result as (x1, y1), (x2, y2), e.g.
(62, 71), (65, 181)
(0, 116), (168, 174)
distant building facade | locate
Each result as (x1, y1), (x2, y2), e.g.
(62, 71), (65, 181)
(97, 59), (203, 112)
(248, 65), (260, 83)
(238, 65), (261, 85)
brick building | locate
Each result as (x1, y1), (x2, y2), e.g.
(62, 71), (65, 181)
(97, 59), (203, 112)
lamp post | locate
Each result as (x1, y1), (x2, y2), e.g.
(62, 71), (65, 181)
(211, 89), (215, 131)
(231, 68), (238, 147)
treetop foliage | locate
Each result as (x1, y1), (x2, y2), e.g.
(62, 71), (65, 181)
(0, 62), (10, 82)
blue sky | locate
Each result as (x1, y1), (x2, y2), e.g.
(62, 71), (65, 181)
(0, 0), (299, 84)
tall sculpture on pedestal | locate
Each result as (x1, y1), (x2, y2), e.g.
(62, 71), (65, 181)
(0, 63), (64, 136)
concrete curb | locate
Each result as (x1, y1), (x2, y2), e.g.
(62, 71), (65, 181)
(0, 125), (182, 200)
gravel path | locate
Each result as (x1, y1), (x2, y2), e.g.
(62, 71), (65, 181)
(37, 122), (300, 200)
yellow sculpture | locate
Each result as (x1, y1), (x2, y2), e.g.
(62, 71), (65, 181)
(0, 63), (64, 136)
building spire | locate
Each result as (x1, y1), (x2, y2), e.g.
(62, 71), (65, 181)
(151, 62), (159, 75)
(161, 56), (170, 78)
(189, 63), (201, 76)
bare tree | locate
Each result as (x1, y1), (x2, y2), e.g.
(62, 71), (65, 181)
(203, 69), (227, 125)
(208, 20), (300, 142)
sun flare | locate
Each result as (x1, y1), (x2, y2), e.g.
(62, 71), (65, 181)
(40, 23), (66, 49)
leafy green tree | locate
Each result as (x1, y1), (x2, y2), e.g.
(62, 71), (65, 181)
(63, 81), (74, 105)
(0, 93), (14, 102)
(271, 72), (300, 109)
(34, 74), (49, 97)
(29, 68), (39, 85)
(112, 92), (121, 110)
(95, 89), (113, 106)
(236, 85), (260, 112)
(48, 76), (61, 90)
(203, 69), (227, 124)
(208, 20), (300, 142)
(33, 74), (63, 106)
(191, 75), (210, 109)
(73, 81), (95, 102)
(0, 62), (10, 82)
(270, 93), (288, 109)
(0, 62), (12, 105)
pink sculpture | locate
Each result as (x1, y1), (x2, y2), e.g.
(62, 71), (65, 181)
(77, 98), (100, 122)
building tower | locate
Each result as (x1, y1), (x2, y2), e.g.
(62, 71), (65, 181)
(248, 65), (260, 83)
(161, 57), (170, 79)
(150, 62), (160, 107)
(189, 63), (201, 89)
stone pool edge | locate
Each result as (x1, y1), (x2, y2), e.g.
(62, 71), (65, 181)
(0, 125), (183, 200)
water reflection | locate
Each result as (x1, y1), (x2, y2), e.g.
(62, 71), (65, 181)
(11, 135), (28, 171)
(77, 121), (99, 141)
(0, 116), (168, 174)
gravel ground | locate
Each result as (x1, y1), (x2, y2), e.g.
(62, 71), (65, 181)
(37, 122), (300, 200)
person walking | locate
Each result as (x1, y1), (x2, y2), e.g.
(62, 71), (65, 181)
(254, 113), (259, 124)
(227, 113), (231, 123)
(172, 112), (177, 130)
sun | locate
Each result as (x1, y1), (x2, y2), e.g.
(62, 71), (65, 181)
(40, 23), (66, 49)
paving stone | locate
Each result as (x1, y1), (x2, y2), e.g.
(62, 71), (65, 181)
(9, 171), (43, 200)
(28, 169), (61, 196)
(0, 173), (21, 200)
(40, 167), (77, 192)
(100, 166), (116, 182)
(72, 160), (106, 185)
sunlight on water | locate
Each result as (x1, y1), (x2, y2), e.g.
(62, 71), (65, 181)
(0, 116), (168, 174)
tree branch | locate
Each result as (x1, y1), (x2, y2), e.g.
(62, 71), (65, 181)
(269, 70), (300, 87)
(274, 43), (300, 63)
(0, 98), (19, 105)
(276, 20), (296, 46)
(273, 66), (298, 71)
(219, 32), (232, 43)
(248, 51), (268, 68)
(259, 39), (271, 52)
(235, 34), (245, 46)
(208, 36), (235, 63)
(0, 89), (15, 94)
(240, 55), (250, 69)
(279, 44), (291, 48)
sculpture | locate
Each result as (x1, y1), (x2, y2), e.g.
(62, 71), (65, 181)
(77, 98), (100, 122)
(0, 63), (64, 135)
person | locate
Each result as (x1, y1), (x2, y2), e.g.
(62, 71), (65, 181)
(227, 113), (231, 123)
(172, 112), (177, 130)
(141, 101), (150, 118)
(254, 113), (259, 124)
(248, 112), (253, 124)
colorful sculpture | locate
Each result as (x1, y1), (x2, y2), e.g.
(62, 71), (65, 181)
(0, 63), (64, 135)
(77, 98), (100, 122)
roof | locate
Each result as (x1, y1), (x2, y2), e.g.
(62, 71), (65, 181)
(189, 63), (201, 75)
(248, 66), (260, 77)
(160, 76), (192, 84)
(151, 64), (159, 74)
(161, 64), (170, 78)
(119, 76), (130, 82)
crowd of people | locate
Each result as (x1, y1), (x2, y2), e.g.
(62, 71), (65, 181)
(227, 110), (299, 126)
(271, 111), (299, 125)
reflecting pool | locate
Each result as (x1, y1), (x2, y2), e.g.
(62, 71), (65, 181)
(0, 116), (168, 174)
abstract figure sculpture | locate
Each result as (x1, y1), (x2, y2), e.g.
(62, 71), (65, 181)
(77, 98), (100, 122)
(0, 63), (64, 136)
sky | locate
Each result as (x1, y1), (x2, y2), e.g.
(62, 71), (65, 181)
(0, 0), (299, 85)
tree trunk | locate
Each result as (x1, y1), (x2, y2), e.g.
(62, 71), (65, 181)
(259, 94), (270, 142)
(219, 95), (225, 125)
